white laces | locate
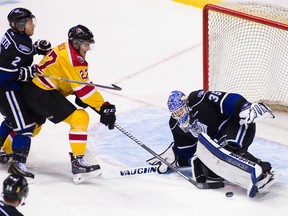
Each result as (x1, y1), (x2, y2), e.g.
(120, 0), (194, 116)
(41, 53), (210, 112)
(18, 162), (29, 172)
(78, 157), (90, 166)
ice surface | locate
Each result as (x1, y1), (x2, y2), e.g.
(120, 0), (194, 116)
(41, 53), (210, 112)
(0, 0), (287, 215)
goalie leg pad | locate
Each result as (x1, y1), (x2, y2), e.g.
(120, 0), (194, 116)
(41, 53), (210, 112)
(197, 133), (269, 197)
(191, 156), (224, 183)
(191, 156), (206, 183)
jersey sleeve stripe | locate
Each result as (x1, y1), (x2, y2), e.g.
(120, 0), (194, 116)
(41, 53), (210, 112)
(74, 85), (96, 99)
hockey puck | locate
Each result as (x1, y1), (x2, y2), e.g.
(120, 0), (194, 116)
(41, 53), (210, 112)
(225, 192), (234, 197)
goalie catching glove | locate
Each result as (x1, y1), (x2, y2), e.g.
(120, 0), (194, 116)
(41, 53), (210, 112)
(99, 102), (116, 130)
(34, 39), (52, 55)
(146, 142), (177, 174)
(239, 102), (274, 128)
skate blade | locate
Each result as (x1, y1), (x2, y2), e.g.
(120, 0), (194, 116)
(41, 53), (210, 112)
(26, 177), (35, 184)
(258, 171), (281, 194)
(73, 169), (102, 184)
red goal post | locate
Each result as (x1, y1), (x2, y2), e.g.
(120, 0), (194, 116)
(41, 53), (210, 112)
(203, 2), (288, 111)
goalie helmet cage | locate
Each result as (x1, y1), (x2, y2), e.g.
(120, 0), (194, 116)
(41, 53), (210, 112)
(203, 2), (288, 111)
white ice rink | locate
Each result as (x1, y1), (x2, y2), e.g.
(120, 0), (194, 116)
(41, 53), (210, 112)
(0, 0), (288, 215)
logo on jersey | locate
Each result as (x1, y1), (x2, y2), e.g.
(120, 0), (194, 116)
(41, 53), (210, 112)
(197, 90), (205, 98)
(19, 44), (31, 52)
(77, 55), (84, 63)
(189, 119), (208, 138)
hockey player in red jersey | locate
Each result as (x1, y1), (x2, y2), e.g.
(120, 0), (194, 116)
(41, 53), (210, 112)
(21, 24), (116, 183)
(147, 90), (277, 197)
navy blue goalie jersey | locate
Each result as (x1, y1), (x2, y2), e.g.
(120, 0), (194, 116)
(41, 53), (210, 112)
(186, 90), (248, 138)
(169, 90), (249, 147)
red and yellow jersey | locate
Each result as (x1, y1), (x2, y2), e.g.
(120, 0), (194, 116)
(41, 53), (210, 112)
(33, 41), (104, 111)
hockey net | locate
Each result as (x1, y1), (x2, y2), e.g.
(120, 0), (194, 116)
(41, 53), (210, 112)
(203, 2), (288, 111)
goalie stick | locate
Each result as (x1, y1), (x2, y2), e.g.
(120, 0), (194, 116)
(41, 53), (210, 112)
(101, 165), (159, 179)
(85, 148), (195, 179)
(35, 73), (122, 91)
(114, 123), (224, 189)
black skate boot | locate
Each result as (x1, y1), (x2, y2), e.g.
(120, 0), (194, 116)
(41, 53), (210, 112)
(69, 152), (101, 183)
(8, 161), (35, 179)
(0, 150), (12, 164)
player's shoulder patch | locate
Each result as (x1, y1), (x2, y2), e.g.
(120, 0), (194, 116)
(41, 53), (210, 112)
(197, 90), (205, 98)
(18, 44), (31, 53)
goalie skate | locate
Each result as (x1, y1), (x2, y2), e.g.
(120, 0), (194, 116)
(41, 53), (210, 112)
(248, 169), (279, 197)
(257, 169), (280, 194)
(69, 152), (102, 184)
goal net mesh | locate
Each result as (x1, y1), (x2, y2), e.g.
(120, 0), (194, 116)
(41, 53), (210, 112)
(203, 2), (288, 111)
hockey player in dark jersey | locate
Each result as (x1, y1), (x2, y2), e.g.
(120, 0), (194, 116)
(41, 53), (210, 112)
(147, 90), (276, 197)
(0, 174), (29, 216)
(0, 8), (51, 178)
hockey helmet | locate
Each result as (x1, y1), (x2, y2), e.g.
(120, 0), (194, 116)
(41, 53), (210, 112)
(68, 24), (95, 44)
(2, 174), (29, 204)
(167, 91), (190, 126)
(7, 8), (35, 32)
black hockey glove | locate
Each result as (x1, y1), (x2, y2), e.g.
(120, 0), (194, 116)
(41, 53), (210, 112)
(34, 39), (52, 55)
(75, 96), (88, 108)
(17, 65), (36, 82)
(99, 102), (116, 130)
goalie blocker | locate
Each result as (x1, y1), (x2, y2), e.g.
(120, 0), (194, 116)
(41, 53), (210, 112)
(196, 132), (278, 198)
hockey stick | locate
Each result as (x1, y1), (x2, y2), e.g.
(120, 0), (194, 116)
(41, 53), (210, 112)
(100, 165), (193, 179)
(101, 165), (159, 179)
(114, 123), (224, 189)
(85, 147), (194, 179)
(35, 73), (122, 91)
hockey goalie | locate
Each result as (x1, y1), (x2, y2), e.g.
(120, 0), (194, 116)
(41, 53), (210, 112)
(147, 90), (278, 198)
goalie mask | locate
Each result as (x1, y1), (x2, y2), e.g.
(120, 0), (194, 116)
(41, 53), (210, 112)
(167, 91), (190, 128)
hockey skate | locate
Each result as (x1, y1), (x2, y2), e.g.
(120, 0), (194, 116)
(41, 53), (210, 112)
(8, 161), (35, 179)
(257, 169), (279, 193)
(247, 169), (279, 198)
(69, 152), (101, 184)
(0, 150), (12, 164)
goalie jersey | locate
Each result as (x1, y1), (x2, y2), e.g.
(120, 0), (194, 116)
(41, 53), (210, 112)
(33, 41), (104, 111)
(186, 90), (249, 139)
(170, 90), (253, 164)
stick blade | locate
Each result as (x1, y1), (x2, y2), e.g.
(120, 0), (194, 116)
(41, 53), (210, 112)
(111, 84), (122, 91)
